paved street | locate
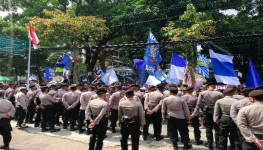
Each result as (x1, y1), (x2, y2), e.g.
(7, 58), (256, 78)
(0, 121), (210, 150)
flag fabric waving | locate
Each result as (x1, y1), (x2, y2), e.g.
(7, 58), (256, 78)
(167, 52), (187, 81)
(28, 22), (40, 49)
(133, 59), (146, 70)
(196, 53), (209, 78)
(209, 49), (240, 85)
(44, 67), (55, 80)
(61, 53), (72, 68)
(154, 65), (167, 81)
(101, 69), (119, 86)
(145, 75), (161, 86)
(144, 30), (162, 75)
(245, 59), (263, 88)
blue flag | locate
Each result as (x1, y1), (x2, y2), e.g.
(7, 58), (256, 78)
(154, 65), (167, 81)
(133, 59), (146, 86)
(101, 69), (119, 86)
(144, 30), (162, 75)
(245, 59), (262, 88)
(167, 52), (186, 81)
(61, 53), (72, 68)
(196, 53), (209, 78)
(133, 59), (146, 70)
(44, 67), (55, 80)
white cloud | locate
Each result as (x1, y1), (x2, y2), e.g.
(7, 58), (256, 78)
(220, 9), (238, 16)
(0, 8), (23, 18)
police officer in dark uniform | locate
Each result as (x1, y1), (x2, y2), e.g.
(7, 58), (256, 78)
(86, 88), (108, 150)
(0, 90), (16, 150)
(213, 86), (240, 150)
(25, 84), (37, 123)
(162, 87), (192, 150)
(39, 86), (60, 133)
(182, 86), (203, 145)
(118, 89), (145, 150)
(190, 82), (224, 150)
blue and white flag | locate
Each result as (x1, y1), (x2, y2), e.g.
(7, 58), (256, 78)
(154, 65), (167, 81)
(245, 59), (262, 88)
(44, 67), (55, 80)
(167, 52), (187, 81)
(209, 49), (240, 85)
(144, 30), (162, 75)
(145, 75), (161, 86)
(101, 69), (119, 86)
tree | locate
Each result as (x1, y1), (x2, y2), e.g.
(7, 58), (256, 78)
(29, 9), (108, 83)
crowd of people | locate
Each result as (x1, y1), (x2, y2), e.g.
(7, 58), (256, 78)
(0, 81), (263, 150)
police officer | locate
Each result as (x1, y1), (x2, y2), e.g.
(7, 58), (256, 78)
(39, 86), (60, 133)
(118, 89), (145, 150)
(53, 83), (69, 125)
(237, 89), (263, 150)
(48, 83), (58, 97)
(4, 83), (17, 107)
(86, 88), (108, 150)
(0, 90), (15, 150)
(182, 86), (203, 145)
(213, 86), (240, 150)
(15, 87), (29, 128)
(190, 82), (224, 150)
(132, 84), (144, 103)
(109, 85), (122, 133)
(230, 88), (253, 149)
(79, 85), (96, 134)
(62, 84), (80, 130)
(25, 84), (37, 123)
(162, 87), (192, 150)
(143, 85), (164, 141)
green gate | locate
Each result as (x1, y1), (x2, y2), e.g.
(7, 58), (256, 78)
(0, 36), (26, 56)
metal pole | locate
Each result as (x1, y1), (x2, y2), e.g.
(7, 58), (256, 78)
(27, 38), (31, 88)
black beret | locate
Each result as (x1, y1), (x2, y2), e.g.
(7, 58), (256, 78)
(77, 83), (83, 86)
(122, 86), (128, 91)
(249, 90), (263, 97)
(60, 83), (68, 86)
(206, 82), (215, 86)
(40, 86), (48, 90)
(223, 87), (236, 94)
(168, 84), (177, 88)
(131, 84), (139, 87)
(125, 89), (134, 95)
(148, 85), (156, 89)
(156, 84), (163, 88)
(241, 88), (253, 94)
(254, 85), (263, 90)
(96, 88), (107, 95)
(185, 86), (194, 91)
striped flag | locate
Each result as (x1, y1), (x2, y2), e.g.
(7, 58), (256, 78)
(209, 49), (240, 85)
(28, 21), (40, 49)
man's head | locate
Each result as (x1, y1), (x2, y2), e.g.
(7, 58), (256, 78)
(131, 84), (139, 91)
(77, 84), (83, 91)
(88, 85), (95, 91)
(41, 86), (49, 93)
(148, 85), (156, 92)
(29, 83), (37, 90)
(206, 82), (216, 90)
(20, 87), (28, 94)
(96, 88), (107, 99)
(169, 87), (178, 95)
(125, 89), (134, 98)
(185, 86), (194, 94)
(70, 84), (77, 91)
(241, 88), (253, 97)
(223, 86), (236, 96)
(249, 89), (263, 102)
(114, 85), (122, 91)
(60, 83), (69, 90)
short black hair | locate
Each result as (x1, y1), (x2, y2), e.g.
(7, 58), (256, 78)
(169, 87), (178, 95)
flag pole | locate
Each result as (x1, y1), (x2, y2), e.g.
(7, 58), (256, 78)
(27, 38), (31, 88)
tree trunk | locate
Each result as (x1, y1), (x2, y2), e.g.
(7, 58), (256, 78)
(72, 42), (79, 84)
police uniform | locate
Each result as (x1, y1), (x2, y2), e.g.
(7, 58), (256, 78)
(0, 90), (15, 150)
(162, 87), (192, 150)
(213, 87), (239, 150)
(39, 86), (60, 132)
(79, 89), (96, 134)
(109, 87), (122, 133)
(118, 90), (145, 150)
(182, 86), (202, 144)
(15, 88), (29, 128)
(53, 83), (68, 125)
(237, 89), (263, 150)
(230, 88), (253, 148)
(4, 85), (16, 106)
(34, 89), (42, 127)
(85, 89), (108, 150)
(192, 82), (224, 150)
(62, 84), (80, 130)
(25, 84), (37, 123)
(143, 86), (164, 141)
